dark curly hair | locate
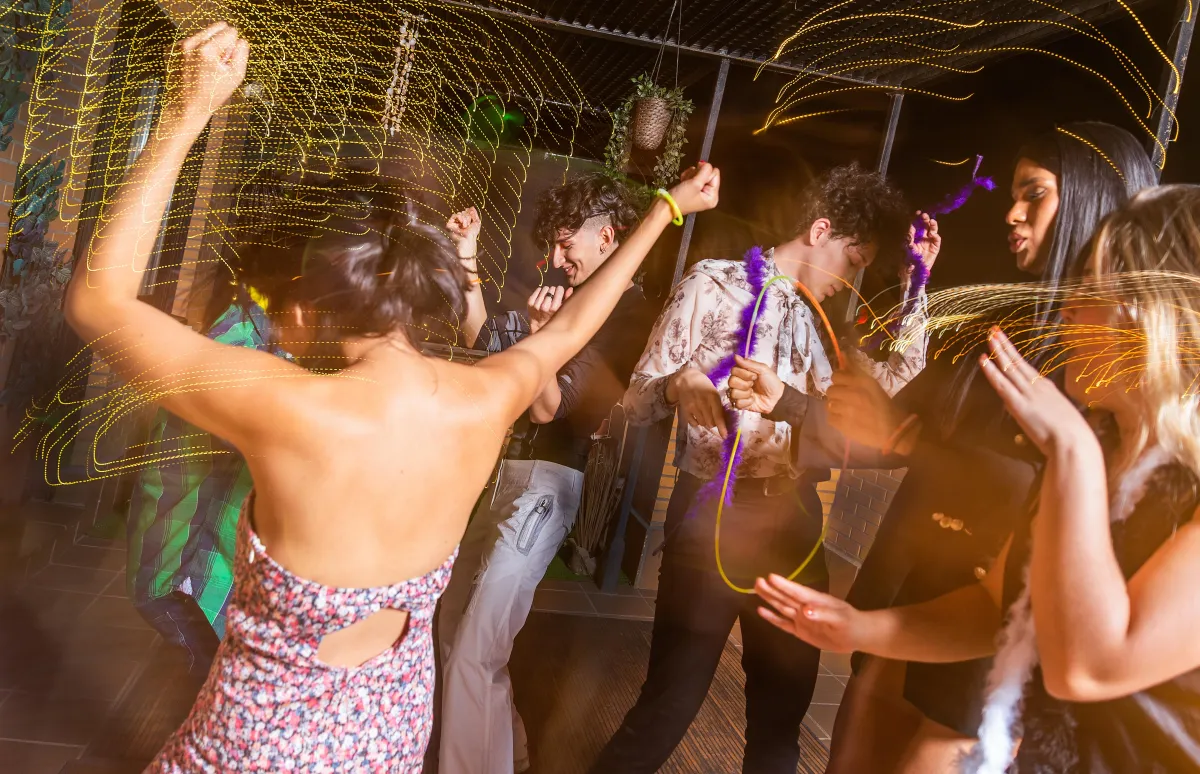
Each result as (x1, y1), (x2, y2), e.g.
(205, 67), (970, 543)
(243, 181), (469, 350)
(532, 172), (641, 252)
(794, 162), (910, 268)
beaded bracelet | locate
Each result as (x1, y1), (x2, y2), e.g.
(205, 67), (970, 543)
(655, 188), (684, 226)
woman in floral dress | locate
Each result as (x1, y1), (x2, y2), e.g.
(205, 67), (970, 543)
(62, 22), (722, 771)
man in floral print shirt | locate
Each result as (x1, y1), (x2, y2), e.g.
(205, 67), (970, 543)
(592, 163), (940, 774)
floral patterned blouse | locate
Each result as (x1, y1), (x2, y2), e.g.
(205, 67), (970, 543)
(622, 251), (928, 480)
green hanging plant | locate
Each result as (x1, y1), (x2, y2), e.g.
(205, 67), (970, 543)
(604, 73), (694, 190)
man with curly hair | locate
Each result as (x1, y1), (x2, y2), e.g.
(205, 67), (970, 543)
(592, 163), (939, 773)
(438, 172), (658, 774)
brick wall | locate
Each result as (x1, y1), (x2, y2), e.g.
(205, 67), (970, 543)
(825, 468), (907, 564)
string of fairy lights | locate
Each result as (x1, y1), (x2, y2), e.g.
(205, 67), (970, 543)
(756, 0), (1185, 170)
(7, 0), (1199, 485)
(17, 0), (587, 304)
(8, 0), (592, 482)
(858, 271), (1200, 397)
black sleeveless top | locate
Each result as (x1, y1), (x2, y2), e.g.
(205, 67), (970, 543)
(1003, 463), (1200, 773)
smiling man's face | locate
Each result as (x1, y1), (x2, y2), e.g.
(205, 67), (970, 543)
(548, 216), (617, 287)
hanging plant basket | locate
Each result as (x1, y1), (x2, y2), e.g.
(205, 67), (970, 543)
(604, 73), (695, 190)
(631, 96), (672, 150)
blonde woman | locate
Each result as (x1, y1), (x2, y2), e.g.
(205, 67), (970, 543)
(755, 184), (1200, 773)
(64, 23), (720, 771)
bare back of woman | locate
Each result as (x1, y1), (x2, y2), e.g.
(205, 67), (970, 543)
(62, 22), (720, 770)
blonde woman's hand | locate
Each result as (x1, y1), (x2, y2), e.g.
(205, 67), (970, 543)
(979, 328), (1096, 455)
(755, 574), (877, 653)
(163, 22), (249, 130)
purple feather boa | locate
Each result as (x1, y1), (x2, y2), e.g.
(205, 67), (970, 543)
(866, 156), (994, 349)
(901, 155), (995, 311)
(693, 245), (771, 509)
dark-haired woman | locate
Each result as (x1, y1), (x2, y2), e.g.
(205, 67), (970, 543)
(729, 121), (1155, 772)
(64, 24), (720, 772)
(757, 184), (1200, 774)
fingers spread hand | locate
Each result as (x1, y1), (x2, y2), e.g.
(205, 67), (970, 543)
(988, 328), (1038, 383)
(766, 573), (826, 606)
(758, 606), (798, 636)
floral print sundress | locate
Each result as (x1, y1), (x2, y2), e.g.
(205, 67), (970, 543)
(146, 511), (456, 773)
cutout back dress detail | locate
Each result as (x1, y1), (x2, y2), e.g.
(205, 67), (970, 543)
(147, 501), (457, 773)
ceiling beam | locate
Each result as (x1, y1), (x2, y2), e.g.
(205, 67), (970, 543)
(433, 0), (882, 88)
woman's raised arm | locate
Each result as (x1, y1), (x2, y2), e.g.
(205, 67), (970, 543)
(64, 23), (308, 451)
(479, 164), (721, 425)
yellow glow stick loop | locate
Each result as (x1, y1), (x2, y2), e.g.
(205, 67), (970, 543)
(714, 275), (833, 595)
(655, 188), (684, 226)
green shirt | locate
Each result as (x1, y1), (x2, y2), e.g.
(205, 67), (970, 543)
(125, 301), (278, 637)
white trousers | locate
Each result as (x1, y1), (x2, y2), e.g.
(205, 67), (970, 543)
(439, 459), (584, 774)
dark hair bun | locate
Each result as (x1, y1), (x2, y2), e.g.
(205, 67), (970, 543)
(263, 183), (469, 344)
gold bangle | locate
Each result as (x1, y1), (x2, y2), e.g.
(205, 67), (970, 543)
(656, 188), (684, 226)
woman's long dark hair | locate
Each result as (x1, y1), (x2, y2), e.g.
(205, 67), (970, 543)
(940, 122), (1156, 435)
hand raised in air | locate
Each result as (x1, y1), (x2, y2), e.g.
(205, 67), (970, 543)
(164, 22), (250, 129)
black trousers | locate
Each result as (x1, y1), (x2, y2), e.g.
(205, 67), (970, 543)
(592, 471), (828, 774)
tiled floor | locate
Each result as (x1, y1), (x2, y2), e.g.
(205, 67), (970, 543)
(531, 550), (861, 748)
(1, 530), (157, 774)
(2, 502), (859, 773)
(533, 578), (658, 620)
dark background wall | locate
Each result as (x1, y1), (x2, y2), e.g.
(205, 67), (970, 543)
(626, 0), (1199, 563)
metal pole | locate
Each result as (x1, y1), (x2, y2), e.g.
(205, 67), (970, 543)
(1151, 0), (1195, 178)
(599, 63), (729, 593)
(845, 91), (904, 323)
(876, 92), (904, 177)
(672, 57), (730, 286)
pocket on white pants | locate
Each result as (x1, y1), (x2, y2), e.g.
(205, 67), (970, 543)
(515, 495), (555, 556)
